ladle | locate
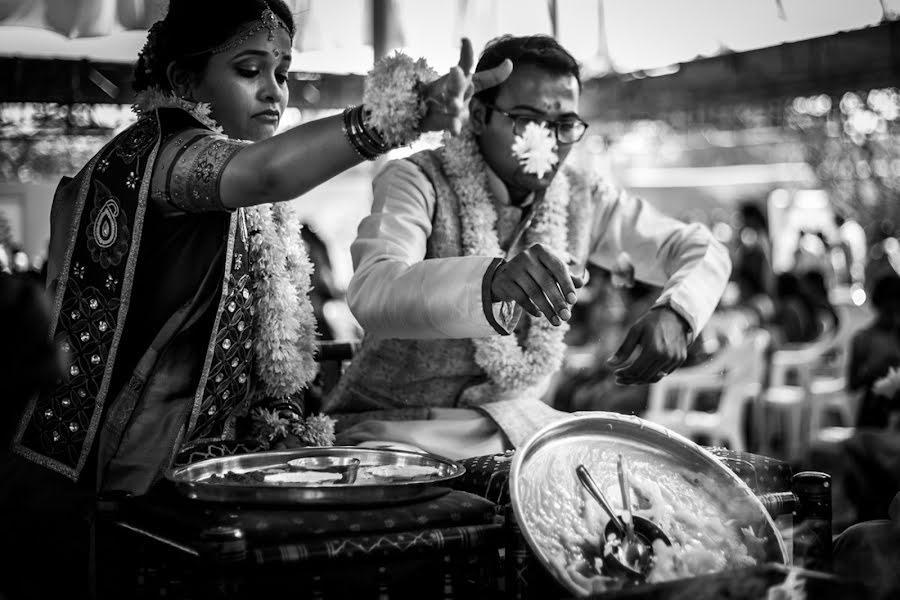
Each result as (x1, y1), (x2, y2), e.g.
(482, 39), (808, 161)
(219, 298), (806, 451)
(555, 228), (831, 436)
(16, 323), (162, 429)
(576, 464), (628, 536)
(576, 463), (672, 580)
(617, 454), (651, 570)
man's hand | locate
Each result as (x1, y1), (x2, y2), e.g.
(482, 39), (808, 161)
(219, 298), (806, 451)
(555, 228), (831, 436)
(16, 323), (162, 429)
(607, 306), (692, 385)
(420, 38), (513, 136)
(490, 243), (584, 326)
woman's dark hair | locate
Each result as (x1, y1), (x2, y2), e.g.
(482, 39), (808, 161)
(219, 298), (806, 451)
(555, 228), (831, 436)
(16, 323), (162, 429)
(133, 0), (295, 92)
(473, 35), (581, 113)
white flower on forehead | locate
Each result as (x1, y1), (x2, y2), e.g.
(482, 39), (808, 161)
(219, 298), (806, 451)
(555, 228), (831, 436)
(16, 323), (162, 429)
(511, 121), (558, 179)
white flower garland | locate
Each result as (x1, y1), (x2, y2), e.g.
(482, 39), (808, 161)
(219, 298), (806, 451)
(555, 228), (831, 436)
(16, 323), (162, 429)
(245, 201), (319, 398)
(363, 51), (438, 147)
(132, 88), (319, 399)
(441, 127), (570, 392)
(133, 88), (223, 134)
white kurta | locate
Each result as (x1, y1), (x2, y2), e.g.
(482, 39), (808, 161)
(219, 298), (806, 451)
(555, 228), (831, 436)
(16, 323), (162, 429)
(335, 156), (731, 459)
(348, 158), (731, 342)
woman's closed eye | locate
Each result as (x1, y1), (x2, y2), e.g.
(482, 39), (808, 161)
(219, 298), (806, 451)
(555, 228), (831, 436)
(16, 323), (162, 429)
(235, 66), (261, 79)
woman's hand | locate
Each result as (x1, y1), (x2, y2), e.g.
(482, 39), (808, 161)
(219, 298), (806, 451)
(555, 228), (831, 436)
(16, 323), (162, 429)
(419, 38), (513, 136)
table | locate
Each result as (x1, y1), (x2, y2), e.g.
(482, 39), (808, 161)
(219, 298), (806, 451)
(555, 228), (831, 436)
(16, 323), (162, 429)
(95, 484), (504, 599)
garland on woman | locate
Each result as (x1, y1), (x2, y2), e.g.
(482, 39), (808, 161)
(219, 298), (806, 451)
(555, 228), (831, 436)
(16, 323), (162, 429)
(134, 89), (329, 448)
(131, 50), (437, 446)
(440, 126), (570, 393)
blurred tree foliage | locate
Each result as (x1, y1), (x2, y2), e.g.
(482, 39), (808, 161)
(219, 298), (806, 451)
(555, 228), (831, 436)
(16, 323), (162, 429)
(787, 89), (900, 243)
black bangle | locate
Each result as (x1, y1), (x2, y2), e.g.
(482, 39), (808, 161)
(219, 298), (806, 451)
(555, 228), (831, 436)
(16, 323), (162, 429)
(341, 106), (378, 160)
(349, 105), (389, 158)
(352, 105), (390, 154)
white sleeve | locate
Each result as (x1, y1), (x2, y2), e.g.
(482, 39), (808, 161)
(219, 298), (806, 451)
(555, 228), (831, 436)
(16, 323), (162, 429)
(587, 184), (732, 337)
(347, 159), (512, 340)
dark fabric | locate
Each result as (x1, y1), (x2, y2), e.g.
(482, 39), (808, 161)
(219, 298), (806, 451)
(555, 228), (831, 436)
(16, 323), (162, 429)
(96, 486), (502, 598)
(111, 486), (497, 548)
(0, 451), (96, 600)
(842, 429), (900, 522)
(833, 520), (900, 600)
(250, 523), (503, 565)
(12, 107), (261, 497)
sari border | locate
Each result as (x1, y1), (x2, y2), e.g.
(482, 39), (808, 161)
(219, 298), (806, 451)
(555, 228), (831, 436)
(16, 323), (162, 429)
(185, 211), (238, 436)
(75, 130), (161, 479)
(11, 152), (100, 476)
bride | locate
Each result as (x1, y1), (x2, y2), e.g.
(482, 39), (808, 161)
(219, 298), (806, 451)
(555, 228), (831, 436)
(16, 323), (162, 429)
(9, 0), (511, 497)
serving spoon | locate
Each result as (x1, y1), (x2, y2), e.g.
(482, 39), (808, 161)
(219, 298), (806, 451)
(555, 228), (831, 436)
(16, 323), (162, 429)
(616, 454), (651, 571)
(576, 463), (671, 579)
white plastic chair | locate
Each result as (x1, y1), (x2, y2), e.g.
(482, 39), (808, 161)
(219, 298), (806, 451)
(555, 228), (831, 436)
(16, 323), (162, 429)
(758, 303), (870, 460)
(645, 330), (771, 450)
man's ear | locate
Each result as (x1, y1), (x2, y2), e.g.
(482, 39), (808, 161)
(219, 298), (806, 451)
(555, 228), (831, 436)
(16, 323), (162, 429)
(469, 97), (487, 135)
(166, 62), (196, 100)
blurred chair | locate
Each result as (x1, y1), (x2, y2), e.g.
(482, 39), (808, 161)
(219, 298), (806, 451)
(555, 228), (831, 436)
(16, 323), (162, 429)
(645, 330), (770, 450)
(758, 302), (869, 461)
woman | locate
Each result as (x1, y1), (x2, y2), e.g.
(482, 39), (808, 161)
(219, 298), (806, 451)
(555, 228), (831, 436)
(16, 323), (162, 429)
(1, 1), (510, 596)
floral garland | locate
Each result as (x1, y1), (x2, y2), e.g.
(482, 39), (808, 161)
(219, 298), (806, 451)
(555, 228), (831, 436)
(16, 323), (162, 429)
(249, 406), (336, 450)
(441, 127), (570, 392)
(133, 88), (223, 134)
(363, 51), (437, 147)
(132, 89), (331, 446)
(244, 202), (319, 398)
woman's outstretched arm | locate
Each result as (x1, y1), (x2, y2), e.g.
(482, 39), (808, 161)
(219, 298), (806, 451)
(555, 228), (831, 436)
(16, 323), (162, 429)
(220, 39), (511, 208)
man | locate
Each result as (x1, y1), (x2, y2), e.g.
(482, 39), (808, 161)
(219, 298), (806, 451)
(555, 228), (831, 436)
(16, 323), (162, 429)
(324, 35), (731, 457)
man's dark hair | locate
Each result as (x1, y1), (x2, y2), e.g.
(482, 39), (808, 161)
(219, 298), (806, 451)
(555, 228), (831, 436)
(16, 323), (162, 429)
(473, 35), (581, 118)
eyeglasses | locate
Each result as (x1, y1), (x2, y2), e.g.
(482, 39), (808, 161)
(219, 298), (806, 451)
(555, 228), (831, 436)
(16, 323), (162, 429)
(483, 103), (589, 144)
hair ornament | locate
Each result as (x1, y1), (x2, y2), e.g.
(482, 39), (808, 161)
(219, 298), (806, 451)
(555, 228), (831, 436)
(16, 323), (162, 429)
(191, 6), (291, 56)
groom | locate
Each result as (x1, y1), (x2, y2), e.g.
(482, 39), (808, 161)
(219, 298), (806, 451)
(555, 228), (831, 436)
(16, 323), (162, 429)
(324, 35), (731, 456)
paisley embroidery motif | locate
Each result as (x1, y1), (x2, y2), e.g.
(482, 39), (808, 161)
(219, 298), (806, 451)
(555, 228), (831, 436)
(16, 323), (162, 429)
(86, 181), (130, 268)
(93, 199), (119, 249)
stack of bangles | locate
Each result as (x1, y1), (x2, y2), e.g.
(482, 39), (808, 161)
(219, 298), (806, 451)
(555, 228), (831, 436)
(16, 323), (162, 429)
(341, 104), (393, 160)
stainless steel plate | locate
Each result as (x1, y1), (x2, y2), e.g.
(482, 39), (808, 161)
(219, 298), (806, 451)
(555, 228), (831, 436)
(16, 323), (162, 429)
(509, 413), (788, 597)
(167, 446), (465, 506)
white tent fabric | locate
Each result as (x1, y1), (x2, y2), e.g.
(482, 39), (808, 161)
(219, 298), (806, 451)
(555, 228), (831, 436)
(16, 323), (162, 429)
(0, 0), (896, 75)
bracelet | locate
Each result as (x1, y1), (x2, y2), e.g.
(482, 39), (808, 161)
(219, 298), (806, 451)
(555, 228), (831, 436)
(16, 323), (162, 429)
(341, 106), (373, 160)
(341, 105), (392, 161)
(350, 105), (391, 155)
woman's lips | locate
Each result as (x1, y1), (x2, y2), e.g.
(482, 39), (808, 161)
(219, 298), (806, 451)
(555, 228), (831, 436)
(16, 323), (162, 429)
(253, 111), (280, 123)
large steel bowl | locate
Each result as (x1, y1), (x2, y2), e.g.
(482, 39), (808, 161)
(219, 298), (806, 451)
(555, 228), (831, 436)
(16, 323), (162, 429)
(509, 413), (789, 597)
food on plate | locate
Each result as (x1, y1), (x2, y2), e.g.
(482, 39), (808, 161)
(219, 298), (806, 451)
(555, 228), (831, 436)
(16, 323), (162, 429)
(198, 460), (443, 486)
(361, 464), (441, 479)
(264, 471), (343, 484)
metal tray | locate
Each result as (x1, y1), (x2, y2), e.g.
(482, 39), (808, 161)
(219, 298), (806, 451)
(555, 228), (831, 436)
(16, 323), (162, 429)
(509, 413), (789, 597)
(166, 446), (465, 506)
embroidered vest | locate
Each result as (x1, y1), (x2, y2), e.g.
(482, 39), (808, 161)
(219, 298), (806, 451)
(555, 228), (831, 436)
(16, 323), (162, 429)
(325, 149), (596, 424)
(13, 109), (255, 482)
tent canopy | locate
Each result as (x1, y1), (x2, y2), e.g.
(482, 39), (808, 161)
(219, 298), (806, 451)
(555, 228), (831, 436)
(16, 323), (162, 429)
(1, 0), (896, 75)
